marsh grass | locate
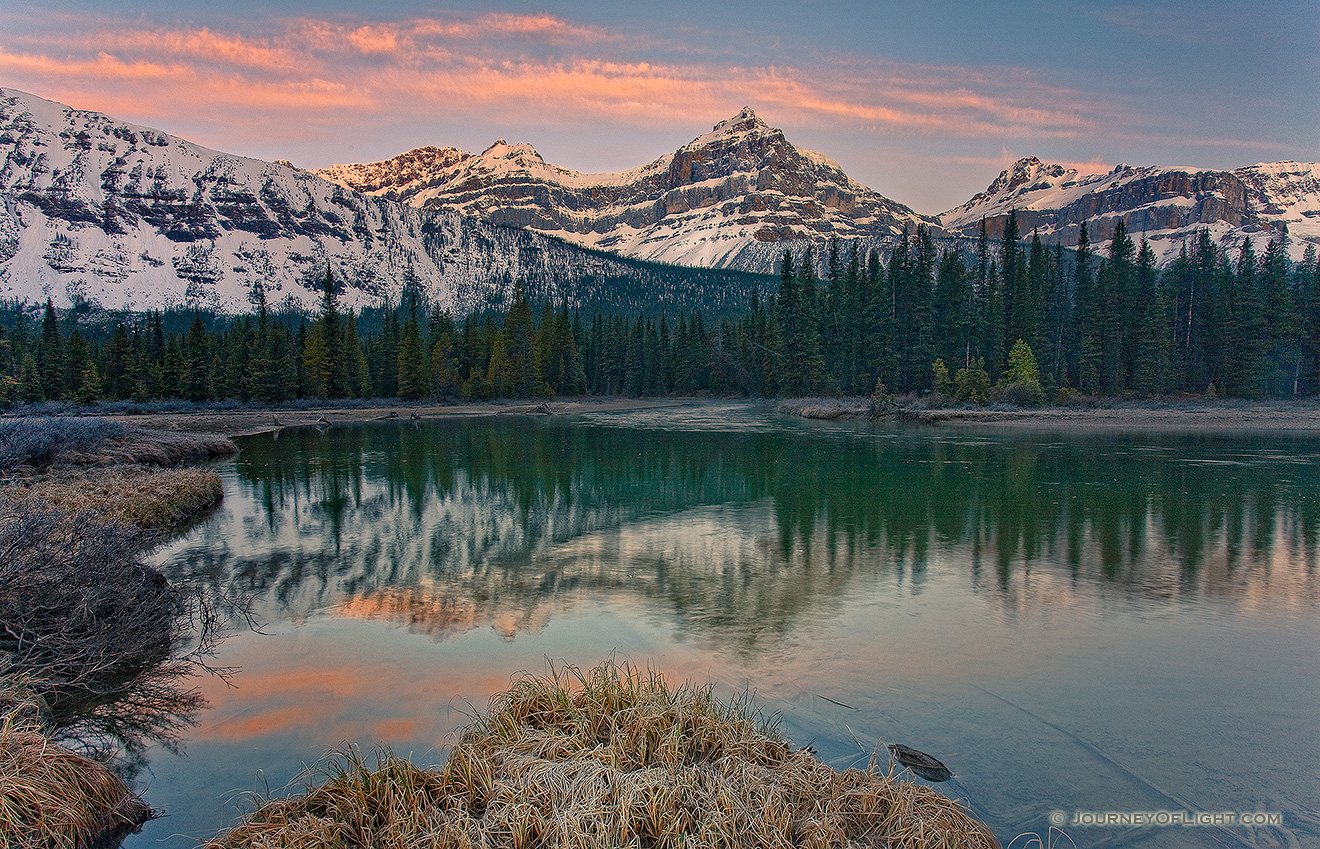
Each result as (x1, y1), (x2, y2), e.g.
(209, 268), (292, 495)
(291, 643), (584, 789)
(776, 399), (870, 420)
(0, 701), (155, 849)
(208, 663), (998, 849)
(5, 467), (223, 533)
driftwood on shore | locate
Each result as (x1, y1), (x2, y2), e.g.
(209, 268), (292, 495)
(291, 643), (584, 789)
(495, 402), (555, 416)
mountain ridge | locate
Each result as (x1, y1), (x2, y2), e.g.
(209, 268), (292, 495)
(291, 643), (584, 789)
(0, 87), (766, 314)
(3, 85), (1317, 317)
(939, 156), (1319, 264)
(315, 106), (941, 271)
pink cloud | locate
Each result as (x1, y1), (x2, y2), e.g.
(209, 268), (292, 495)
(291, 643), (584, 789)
(0, 9), (1117, 162)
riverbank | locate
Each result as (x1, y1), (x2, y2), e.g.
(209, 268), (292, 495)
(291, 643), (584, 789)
(96, 397), (699, 437)
(0, 420), (237, 848)
(0, 420), (235, 530)
(779, 396), (1320, 431)
(65, 395), (1320, 437)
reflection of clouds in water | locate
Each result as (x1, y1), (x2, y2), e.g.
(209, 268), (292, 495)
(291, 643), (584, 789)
(137, 416), (1320, 849)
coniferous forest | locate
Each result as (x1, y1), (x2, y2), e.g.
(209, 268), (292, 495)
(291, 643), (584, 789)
(2, 216), (1319, 407)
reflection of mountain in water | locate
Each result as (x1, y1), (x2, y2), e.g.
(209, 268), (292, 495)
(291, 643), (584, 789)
(157, 417), (1320, 647)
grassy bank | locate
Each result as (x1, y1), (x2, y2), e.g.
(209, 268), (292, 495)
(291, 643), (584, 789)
(778, 395), (1320, 430)
(0, 417), (238, 848)
(1, 696), (154, 849)
(209, 663), (997, 849)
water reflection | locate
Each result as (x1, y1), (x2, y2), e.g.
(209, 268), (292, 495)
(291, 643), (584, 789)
(159, 414), (1320, 643)
(142, 409), (1320, 849)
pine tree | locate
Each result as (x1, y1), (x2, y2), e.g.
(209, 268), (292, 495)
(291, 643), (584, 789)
(932, 248), (969, 379)
(161, 334), (185, 397)
(302, 322), (331, 398)
(38, 299), (62, 399)
(102, 324), (131, 400)
(1258, 236), (1296, 396)
(1129, 238), (1172, 398)
(397, 295), (429, 399)
(62, 329), (88, 401)
(318, 269), (347, 397)
(999, 210), (1029, 366)
(182, 314), (211, 401)
(342, 309), (370, 397)
(504, 280), (538, 397)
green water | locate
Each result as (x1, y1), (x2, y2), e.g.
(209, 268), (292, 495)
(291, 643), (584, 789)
(134, 402), (1320, 848)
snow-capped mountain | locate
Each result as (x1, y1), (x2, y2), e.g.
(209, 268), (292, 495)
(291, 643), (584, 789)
(940, 157), (1319, 264)
(317, 107), (940, 273)
(0, 88), (762, 313)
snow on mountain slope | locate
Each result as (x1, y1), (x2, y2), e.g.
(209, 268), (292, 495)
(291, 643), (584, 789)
(317, 107), (940, 270)
(940, 157), (1317, 265)
(0, 88), (761, 314)
(1235, 161), (1320, 248)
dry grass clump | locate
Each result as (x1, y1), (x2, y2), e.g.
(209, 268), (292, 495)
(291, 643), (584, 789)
(4, 466), (223, 532)
(96, 428), (237, 468)
(0, 701), (155, 849)
(208, 663), (998, 849)
(776, 399), (870, 421)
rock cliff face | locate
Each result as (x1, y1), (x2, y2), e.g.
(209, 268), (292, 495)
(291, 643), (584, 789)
(0, 88), (762, 313)
(940, 157), (1319, 264)
(317, 108), (940, 271)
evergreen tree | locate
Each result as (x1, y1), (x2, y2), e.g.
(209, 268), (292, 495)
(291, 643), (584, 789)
(343, 309), (371, 397)
(38, 299), (62, 399)
(1258, 236), (1296, 396)
(302, 323), (331, 398)
(1132, 239), (1174, 396)
(182, 314), (211, 401)
(504, 280), (539, 397)
(62, 329), (88, 401)
(397, 295), (429, 399)
(161, 334), (185, 397)
(999, 210), (1029, 366)
(102, 324), (132, 400)
(932, 248), (970, 378)
(318, 269), (347, 397)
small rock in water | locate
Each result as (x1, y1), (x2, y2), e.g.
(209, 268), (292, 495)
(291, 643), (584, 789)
(888, 743), (953, 781)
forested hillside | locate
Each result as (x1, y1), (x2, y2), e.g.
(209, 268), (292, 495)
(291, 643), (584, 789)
(1, 219), (1316, 406)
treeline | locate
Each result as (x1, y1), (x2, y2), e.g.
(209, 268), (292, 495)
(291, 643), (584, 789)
(739, 216), (1320, 400)
(0, 276), (731, 404)
(2, 217), (1319, 406)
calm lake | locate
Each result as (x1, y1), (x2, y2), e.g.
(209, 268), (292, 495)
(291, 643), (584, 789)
(131, 402), (1320, 849)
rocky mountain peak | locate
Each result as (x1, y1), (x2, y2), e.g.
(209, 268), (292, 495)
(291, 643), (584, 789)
(710, 106), (767, 136)
(320, 105), (938, 270)
(942, 154), (1317, 266)
(317, 145), (472, 196)
(982, 157), (1068, 199)
(478, 140), (544, 163)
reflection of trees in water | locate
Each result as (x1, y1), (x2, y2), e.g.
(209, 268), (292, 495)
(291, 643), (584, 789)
(159, 422), (1320, 646)
(764, 431), (1320, 605)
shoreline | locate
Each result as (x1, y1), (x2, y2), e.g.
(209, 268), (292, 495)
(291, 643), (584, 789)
(17, 394), (1320, 437)
(779, 396), (1320, 432)
(96, 397), (714, 437)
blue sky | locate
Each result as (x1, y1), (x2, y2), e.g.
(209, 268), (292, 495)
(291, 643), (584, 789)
(2, 0), (1315, 212)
